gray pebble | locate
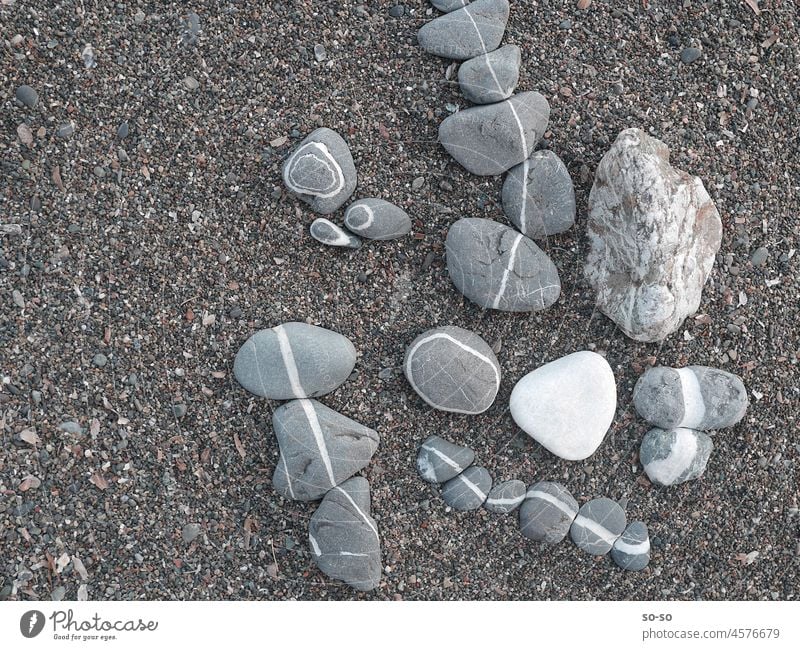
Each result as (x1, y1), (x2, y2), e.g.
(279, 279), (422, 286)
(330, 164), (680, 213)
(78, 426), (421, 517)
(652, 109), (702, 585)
(416, 435), (475, 483)
(92, 353), (108, 368)
(182, 523), (201, 544)
(388, 5), (405, 17)
(751, 246), (769, 267)
(611, 521), (651, 571)
(640, 427), (713, 486)
(411, 176), (425, 190)
(680, 47), (702, 64)
(310, 218), (361, 249)
(418, 0), (509, 60)
(51, 586), (66, 601)
(519, 481), (578, 544)
(16, 85), (38, 108)
(570, 497), (627, 555)
(432, 0), (470, 11)
(441, 466), (491, 511)
(458, 44), (520, 104)
(58, 421), (83, 435)
(117, 121), (129, 139)
(182, 11), (201, 45)
(172, 403), (188, 419)
(344, 198), (412, 240)
(12, 289), (25, 309)
(56, 124), (74, 139)
(314, 44), (327, 62)
(484, 479), (526, 514)
(184, 75), (199, 90)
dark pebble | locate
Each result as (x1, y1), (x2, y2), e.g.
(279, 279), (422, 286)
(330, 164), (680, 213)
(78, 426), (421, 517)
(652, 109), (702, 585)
(117, 121), (129, 139)
(172, 403), (188, 418)
(389, 4), (405, 17)
(16, 85), (38, 108)
(681, 47), (702, 64)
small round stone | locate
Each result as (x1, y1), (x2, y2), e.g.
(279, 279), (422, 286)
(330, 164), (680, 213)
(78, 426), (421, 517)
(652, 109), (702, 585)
(611, 521), (651, 571)
(344, 198), (411, 240)
(519, 481), (578, 544)
(56, 124), (74, 138)
(570, 497), (627, 556)
(117, 121), (130, 139)
(388, 4), (405, 17)
(92, 353), (108, 368)
(16, 85), (39, 108)
(484, 479), (526, 514)
(680, 47), (702, 64)
(416, 435), (475, 483)
(640, 427), (713, 486)
(310, 218), (361, 249)
(441, 466), (491, 511)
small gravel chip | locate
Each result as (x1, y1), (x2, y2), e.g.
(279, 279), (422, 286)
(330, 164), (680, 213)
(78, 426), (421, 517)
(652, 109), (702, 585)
(416, 435), (475, 483)
(182, 523), (201, 544)
(751, 246), (769, 266)
(93, 166), (106, 178)
(519, 481), (578, 543)
(680, 47), (701, 64)
(570, 497), (627, 555)
(16, 85), (39, 108)
(388, 4), (405, 17)
(484, 479), (526, 513)
(310, 218), (361, 249)
(184, 75), (199, 90)
(12, 289), (25, 309)
(411, 176), (425, 190)
(56, 124), (74, 138)
(59, 421), (83, 435)
(172, 403), (187, 419)
(92, 353), (108, 368)
(611, 521), (651, 571)
(640, 427), (713, 486)
(314, 44), (327, 62)
(117, 121), (130, 139)
(442, 466), (491, 511)
(51, 586), (66, 601)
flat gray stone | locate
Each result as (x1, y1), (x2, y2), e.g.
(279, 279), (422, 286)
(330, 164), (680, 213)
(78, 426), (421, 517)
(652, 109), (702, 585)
(417, 435), (475, 483)
(441, 466), (491, 511)
(432, 0), (470, 11)
(309, 477), (381, 591)
(570, 497), (627, 556)
(272, 399), (379, 501)
(502, 150), (576, 239)
(182, 523), (201, 544)
(418, 0), (509, 60)
(519, 481), (578, 544)
(16, 85), (38, 108)
(446, 218), (561, 311)
(633, 365), (748, 430)
(458, 44), (520, 104)
(640, 427), (713, 486)
(484, 479), (525, 514)
(344, 198), (411, 240)
(404, 325), (500, 414)
(439, 91), (550, 175)
(233, 322), (356, 399)
(611, 521), (650, 571)
(282, 127), (357, 214)
(310, 218), (361, 249)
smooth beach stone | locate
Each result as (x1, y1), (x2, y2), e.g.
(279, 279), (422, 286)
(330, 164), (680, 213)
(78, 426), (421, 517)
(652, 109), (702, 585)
(446, 218), (561, 312)
(509, 351), (616, 461)
(416, 435), (475, 483)
(404, 325), (501, 414)
(612, 521), (651, 571)
(502, 150), (576, 239)
(458, 44), (521, 104)
(282, 127), (357, 213)
(570, 497), (627, 556)
(418, 0), (509, 60)
(233, 322), (356, 399)
(310, 218), (362, 249)
(640, 427), (713, 486)
(584, 128), (722, 342)
(16, 85), (39, 108)
(441, 466), (491, 511)
(308, 477), (381, 591)
(439, 91), (550, 175)
(344, 198), (412, 240)
(484, 479), (526, 514)
(519, 481), (578, 544)
(633, 365), (748, 430)
(272, 399), (379, 501)
(432, 0), (470, 11)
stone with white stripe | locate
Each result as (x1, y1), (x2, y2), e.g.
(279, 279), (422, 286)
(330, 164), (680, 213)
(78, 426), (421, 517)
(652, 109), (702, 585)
(310, 218), (361, 249)
(282, 127), (357, 214)
(416, 435), (475, 483)
(272, 399), (379, 501)
(233, 322), (357, 400)
(640, 427), (713, 487)
(458, 44), (521, 104)
(441, 466), (491, 511)
(570, 497), (627, 556)
(633, 366), (748, 430)
(439, 91), (550, 176)
(344, 198), (412, 241)
(432, 0), (470, 12)
(611, 521), (651, 571)
(484, 479), (526, 514)
(418, 0), (509, 61)
(502, 150), (576, 239)
(446, 218), (561, 312)
(308, 476), (381, 591)
(404, 325), (501, 414)
(510, 351), (616, 461)
(519, 481), (578, 544)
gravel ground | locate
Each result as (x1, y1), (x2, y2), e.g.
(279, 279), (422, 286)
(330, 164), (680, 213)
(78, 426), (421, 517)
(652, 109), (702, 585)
(1, 0), (798, 601)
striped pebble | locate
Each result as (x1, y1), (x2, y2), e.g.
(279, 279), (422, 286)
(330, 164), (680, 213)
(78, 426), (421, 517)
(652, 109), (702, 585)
(310, 218), (361, 249)
(640, 427), (713, 486)
(458, 44), (520, 105)
(417, 0), (509, 61)
(441, 466), (491, 511)
(404, 325), (500, 414)
(416, 435), (475, 483)
(633, 365), (748, 430)
(432, 0), (470, 12)
(611, 521), (651, 571)
(570, 497), (627, 556)
(344, 199), (412, 241)
(519, 481), (578, 544)
(484, 479), (526, 514)
(233, 322), (356, 400)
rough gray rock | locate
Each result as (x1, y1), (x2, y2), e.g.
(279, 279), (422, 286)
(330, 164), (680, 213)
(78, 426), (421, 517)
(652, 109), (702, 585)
(611, 521), (651, 571)
(441, 466), (491, 511)
(432, 0), (470, 11)
(282, 127), (357, 214)
(272, 399), (379, 501)
(418, 0), (509, 60)
(310, 218), (362, 249)
(519, 481), (578, 544)
(584, 128), (722, 341)
(439, 91), (550, 175)
(570, 497), (627, 555)
(344, 198), (412, 240)
(446, 218), (561, 312)
(640, 427), (713, 486)
(484, 479), (526, 514)
(233, 322), (356, 399)
(15, 85), (38, 108)
(309, 477), (381, 591)
(633, 365), (748, 430)
(502, 150), (575, 239)
(416, 435), (475, 483)
(458, 44), (521, 104)
(404, 325), (500, 414)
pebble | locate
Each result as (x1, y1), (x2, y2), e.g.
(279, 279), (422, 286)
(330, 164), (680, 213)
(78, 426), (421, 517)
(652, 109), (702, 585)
(51, 586), (66, 601)
(314, 44), (327, 62)
(182, 523), (201, 544)
(310, 218), (362, 249)
(751, 246), (769, 267)
(445, 217), (561, 312)
(640, 427), (714, 486)
(117, 121), (129, 139)
(680, 47), (702, 64)
(484, 479), (526, 514)
(458, 44), (520, 104)
(633, 365), (748, 430)
(92, 353), (108, 368)
(344, 198), (412, 240)
(182, 11), (201, 45)
(183, 75), (199, 90)
(432, 0), (470, 11)
(233, 322), (357, 399)
(388, 4), (405, 17)
(510, 351), (616, 460)
(441, 466), (492, 511)
(16, 85), (38, 108)
(411, 176), (425, 190)
(56, 124), (74, 139)
(519, 481), (578, 544)
(309, 477), (381, 592)
(611, 521), (651, 571)
(12, 289), (25, 309)
(404, 325), (500, 414)
(570, 497), (627, 556)
(418, 0), (509, 60)
(416, 435), (475, 483)
(58, 421), (83, 435)
(172, 403), (187, 419)
(272, 399), (379, 501)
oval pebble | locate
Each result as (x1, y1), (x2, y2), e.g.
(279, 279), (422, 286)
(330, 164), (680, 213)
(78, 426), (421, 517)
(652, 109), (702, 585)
(519, 481), (578, 544)
(310, 218), (361, 249)
(611, 521), (651, 571)
(570, 497), (627, 556)
(16, 84), (39, 108)
(441, 466), (491, 511)
(640, 427), (713, 486)
(484, 479), (526, 514)
(417, 0), (509, 61)
(417, 435), (475, 483)
(344, 198), (411, 240)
